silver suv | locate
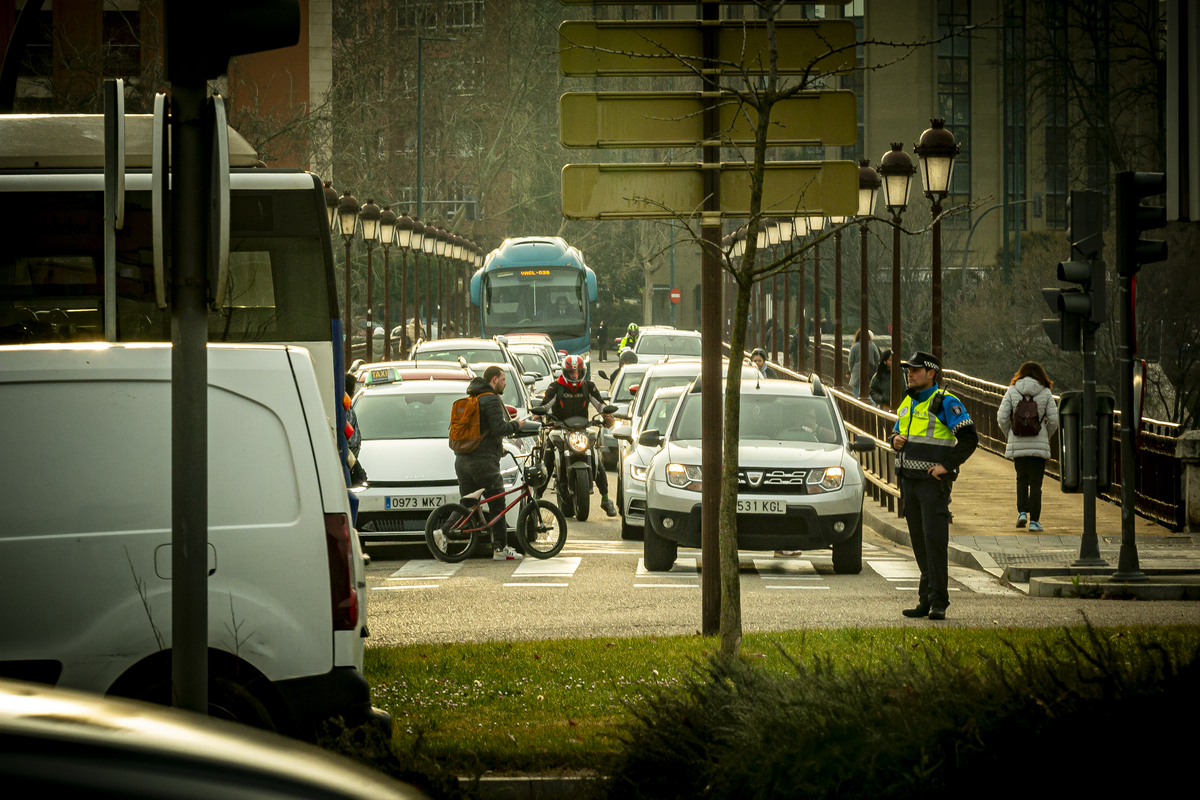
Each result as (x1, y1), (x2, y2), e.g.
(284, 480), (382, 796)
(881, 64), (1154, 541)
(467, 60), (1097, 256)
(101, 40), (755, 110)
(642, 377), (874, 573)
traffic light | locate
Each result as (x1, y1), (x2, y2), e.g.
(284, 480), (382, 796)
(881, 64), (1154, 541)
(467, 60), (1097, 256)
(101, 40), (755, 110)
(165, 1), (301, 84)
(1115, 171), (1168, 277)
(1042, 190), (1104, 351)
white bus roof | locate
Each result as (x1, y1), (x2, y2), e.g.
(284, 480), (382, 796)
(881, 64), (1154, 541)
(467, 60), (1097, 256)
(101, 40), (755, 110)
(0, 114), (259, 169)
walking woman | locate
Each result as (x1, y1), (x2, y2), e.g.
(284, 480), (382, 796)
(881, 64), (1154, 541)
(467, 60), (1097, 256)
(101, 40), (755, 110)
(997, 361), (1059, 532)
(869, 349), (892, 410)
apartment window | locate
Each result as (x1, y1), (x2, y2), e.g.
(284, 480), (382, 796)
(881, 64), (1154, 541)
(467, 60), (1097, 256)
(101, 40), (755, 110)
(397, 0), (438, 34)
(19, 11), (53, 77)
(446, 0), (485, 31)
(103, 11), (141, 77)
(842, 0), (865, 162)
(450, 54), (485, 96)
(937, 0), (971, 226)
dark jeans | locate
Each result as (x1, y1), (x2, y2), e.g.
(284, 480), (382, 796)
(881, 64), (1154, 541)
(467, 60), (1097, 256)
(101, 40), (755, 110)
(901, 474), (952, 610)
(1014, 456), (1047, 522)
(455, 457), (508, 550)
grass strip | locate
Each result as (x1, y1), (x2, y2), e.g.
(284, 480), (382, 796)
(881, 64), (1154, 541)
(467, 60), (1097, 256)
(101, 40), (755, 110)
(362, 624), (1200, 775)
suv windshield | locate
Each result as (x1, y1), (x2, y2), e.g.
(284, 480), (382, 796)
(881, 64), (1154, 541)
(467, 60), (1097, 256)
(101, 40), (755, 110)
(673, 394), (841, 444)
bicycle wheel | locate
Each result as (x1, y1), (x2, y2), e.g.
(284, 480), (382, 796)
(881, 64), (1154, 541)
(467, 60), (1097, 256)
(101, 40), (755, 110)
(516, 499), (568, 559)
(424, 503), (478, 563)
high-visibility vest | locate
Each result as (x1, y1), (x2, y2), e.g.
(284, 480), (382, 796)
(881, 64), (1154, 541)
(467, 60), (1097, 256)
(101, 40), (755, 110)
(895, 388), (960, 472)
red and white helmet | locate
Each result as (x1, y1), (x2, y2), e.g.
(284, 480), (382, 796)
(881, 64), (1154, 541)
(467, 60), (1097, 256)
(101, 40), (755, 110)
(562, 354), (586, 387)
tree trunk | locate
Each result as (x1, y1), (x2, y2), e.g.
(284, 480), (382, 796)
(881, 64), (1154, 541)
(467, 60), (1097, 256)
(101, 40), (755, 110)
(719, 279), (753, 659)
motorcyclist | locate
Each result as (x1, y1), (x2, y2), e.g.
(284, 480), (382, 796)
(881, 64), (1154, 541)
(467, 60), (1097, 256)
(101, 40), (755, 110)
(617, 323), (639, 351)
(534, 354), (618, 516)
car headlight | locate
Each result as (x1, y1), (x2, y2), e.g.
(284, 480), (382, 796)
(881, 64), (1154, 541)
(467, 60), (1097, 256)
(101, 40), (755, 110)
(666, 462), (702, 491)
(807, 466), (845, 493)
(630, 463), (649, 483)
(567, 430), (590, 453)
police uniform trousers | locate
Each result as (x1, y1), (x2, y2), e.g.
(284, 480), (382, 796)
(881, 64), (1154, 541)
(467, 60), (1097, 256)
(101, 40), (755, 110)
(900, 472), (952, 610)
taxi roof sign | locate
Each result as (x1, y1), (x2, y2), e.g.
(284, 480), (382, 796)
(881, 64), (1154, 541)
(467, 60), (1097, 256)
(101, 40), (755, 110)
(364, 367), (401, 386)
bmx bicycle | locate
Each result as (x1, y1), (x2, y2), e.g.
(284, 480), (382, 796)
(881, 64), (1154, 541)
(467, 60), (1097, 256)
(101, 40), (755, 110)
(423, 453), (568, 563)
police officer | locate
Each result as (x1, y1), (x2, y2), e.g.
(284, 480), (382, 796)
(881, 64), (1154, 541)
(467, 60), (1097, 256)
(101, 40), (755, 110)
(617, 323), (639, 351)
(889, 352), (978, 620)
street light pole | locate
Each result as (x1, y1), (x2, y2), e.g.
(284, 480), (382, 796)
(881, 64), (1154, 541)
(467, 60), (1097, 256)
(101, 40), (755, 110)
(808, 215), (826, 379)
(336, 192), (360, 369)
(395, 215), (415, 358)
(359, 199), (381, 363)
(831, 217), (846, 389)
(879, 143), (916, 410)
(857, 158), (881, 402)
(379, 205), (397, 360)
(914, 119), (960, 365)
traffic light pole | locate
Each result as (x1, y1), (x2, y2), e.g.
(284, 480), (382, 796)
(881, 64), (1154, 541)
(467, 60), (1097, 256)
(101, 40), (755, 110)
(1113, 270), (1146, 580)
(1074, 322), (1105, 566)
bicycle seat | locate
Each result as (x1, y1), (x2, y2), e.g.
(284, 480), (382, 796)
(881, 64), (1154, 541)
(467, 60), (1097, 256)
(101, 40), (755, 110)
(461, 489), (485, 507)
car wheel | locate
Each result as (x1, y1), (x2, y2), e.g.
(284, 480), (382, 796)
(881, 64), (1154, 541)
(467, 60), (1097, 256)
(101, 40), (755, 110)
(832, 515), (863, 574)
(643, 518), (677, 571)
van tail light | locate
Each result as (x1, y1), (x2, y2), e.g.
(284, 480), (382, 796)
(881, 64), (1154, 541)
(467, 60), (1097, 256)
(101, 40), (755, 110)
(324, 513), (359, 631)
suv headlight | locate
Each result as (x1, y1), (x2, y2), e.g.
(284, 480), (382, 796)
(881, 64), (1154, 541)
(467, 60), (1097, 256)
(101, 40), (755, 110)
(629, 463), (649, 483)
(806, 466), (845, 493)
(666, 462), (702, 491)
(567, 430), (590, 453)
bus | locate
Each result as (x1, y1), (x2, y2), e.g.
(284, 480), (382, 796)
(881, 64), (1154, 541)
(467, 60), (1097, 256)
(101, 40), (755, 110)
(470, 236), (597, 368)
(0, 113), (343, 421)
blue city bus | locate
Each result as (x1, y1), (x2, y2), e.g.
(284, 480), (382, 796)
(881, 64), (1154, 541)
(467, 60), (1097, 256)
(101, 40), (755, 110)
(470, 236), (597, 366)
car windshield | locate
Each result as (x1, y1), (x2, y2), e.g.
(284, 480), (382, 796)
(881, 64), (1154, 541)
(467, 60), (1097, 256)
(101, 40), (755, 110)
(514, 351), (550, 375)
(642, 392), (682, 435)
(612, 366), (648, 403)
(353, 391), (460, 440)
(636, 334), (702, 357)
(673, 394), (841, 444)
(415, 346), (503, 364)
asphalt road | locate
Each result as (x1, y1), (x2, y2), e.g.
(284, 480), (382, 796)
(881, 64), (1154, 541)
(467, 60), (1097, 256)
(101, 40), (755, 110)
(360, 472), (1200, 646)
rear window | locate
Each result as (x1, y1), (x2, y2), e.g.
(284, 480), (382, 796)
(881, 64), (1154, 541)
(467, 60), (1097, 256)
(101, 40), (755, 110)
(415, 347), (503, 364)
(612, 367), (648, 403)
(636, 334), (702, 357)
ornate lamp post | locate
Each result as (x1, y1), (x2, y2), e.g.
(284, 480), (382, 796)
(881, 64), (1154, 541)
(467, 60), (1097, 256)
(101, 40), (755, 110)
(792, 217), (809, 371)
(857, 159), (881, 402)
(775, 219), (794, 368)
(336, 192), (360, 368)
(323, 182), (338, 230)
(879, 142), (917, 409)
(914, 118), (959, 365)
(421, 224), (436, 339)
(409, 218), (426, 347)
(829, 215), (847, 389)
(807, 214), (827, 379)
(395, 215), (415, 358)
(434, 228), (449, 339)
(378, 205), (397, 360)
(358, 199), (381, 362)
(451, 235), (465, 336)
(765, 221), (781, 359)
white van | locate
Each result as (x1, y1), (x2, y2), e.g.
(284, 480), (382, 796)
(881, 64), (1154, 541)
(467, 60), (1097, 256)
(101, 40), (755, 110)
(0, 342), (386, 740)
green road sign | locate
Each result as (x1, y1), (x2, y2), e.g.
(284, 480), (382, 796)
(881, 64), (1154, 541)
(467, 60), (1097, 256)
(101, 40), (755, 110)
(559, 20), (856, 77)
(560, 90), (857, 149)
(561, 161), (858, 220)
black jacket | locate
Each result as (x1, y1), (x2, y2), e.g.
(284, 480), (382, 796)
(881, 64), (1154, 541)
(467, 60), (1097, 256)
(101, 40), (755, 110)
(869, 365), (891, 407)
(538, 376), (603, 421)
(460, 376), (521, 464)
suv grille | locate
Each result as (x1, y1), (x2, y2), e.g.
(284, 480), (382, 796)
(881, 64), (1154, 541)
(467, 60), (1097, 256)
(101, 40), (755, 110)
(737, 468), (808, 493)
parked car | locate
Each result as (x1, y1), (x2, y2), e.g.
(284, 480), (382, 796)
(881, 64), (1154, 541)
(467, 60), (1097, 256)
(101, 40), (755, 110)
(352, 367), (527, 544)
(0, 343), (386, 740)
(504, 332), (561, 370)
(0, 679), (427, 799)
(508, 344), (558, 395)
(613, 385), (687, 541)
(632, 328), (703, 358)
(595, 361), (650, 470)
(410, 336), (525, 377)
(642, 377), (875, 573)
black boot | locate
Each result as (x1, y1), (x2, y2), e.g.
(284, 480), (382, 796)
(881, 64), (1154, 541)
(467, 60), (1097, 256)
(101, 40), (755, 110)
(902, 604), (931, 618)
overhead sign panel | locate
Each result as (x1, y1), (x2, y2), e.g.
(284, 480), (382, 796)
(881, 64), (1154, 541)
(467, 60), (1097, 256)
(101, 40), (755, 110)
(560, 91), (857, 148)
(561, 161), (858, 220)
(559, 20), (856, 77)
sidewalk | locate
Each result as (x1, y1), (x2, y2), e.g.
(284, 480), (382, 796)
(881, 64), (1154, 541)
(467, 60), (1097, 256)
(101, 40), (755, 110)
(862, 447), (1200, 597)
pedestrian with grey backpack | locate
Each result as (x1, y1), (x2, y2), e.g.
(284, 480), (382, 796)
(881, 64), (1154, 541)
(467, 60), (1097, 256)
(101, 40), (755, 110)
(997, 362), (1059, 532)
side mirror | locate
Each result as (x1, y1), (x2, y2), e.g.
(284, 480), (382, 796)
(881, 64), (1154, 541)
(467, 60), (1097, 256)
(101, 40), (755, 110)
(552, 366), (563, 375)
(599, 390), (611, 401)
(602, 403), (618, 415)
(597, 370), (609, 381)
(518, 420), (542, 437)
(522, 374), (537, 386)
(530, 405), (548, 416)
(850, 434), (875, 453)
(629, 384), (640, 396)
(612, 425), (634, 443)
(638, 429), (662, 448)
(505, 405), (518, 417)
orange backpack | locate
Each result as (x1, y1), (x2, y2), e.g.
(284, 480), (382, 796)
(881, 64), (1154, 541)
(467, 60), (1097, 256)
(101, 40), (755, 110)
(448, 395), (485, 454)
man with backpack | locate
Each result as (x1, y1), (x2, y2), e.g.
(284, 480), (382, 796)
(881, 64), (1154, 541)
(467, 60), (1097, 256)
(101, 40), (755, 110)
(451, 365), (525, 561)
(890, 352), (978, 621)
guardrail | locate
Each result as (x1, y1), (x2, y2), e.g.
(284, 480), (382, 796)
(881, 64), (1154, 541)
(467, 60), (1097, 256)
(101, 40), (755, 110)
(754, 344), (1186, 531)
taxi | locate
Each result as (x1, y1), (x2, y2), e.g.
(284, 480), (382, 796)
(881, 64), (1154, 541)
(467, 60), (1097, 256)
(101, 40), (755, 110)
(350, 366), (524, 545)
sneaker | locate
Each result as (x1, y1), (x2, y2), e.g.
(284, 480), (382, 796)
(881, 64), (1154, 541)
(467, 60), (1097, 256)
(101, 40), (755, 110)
(493, 546), (523, 561)
(775, 550), (803, 558)
(1028, 520), (1044, 532)
(1016, 512), (1028, 528)
(602, 498), (618, 517)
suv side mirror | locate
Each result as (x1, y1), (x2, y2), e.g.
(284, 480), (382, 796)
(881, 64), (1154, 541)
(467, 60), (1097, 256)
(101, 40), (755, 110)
(599, 390), (611, 401)
(850, 434), (875, 453)
(612, 425), (634, 443)
(637, 429), (662, 448)
(522, 373), (537, 386)
(597, 370), (609, 381)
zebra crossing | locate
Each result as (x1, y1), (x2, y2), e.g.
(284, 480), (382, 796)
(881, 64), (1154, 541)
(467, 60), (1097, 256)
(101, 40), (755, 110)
(369, 541), (1002, 594)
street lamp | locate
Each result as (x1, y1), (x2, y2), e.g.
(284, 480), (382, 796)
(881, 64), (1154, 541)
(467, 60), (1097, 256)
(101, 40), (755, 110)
(379, 205), (397, 360)
(829, 215), (847, 389)
(879, 142), (916, 409)
(914, 118), (959, 365)
(396, 215), (415, 357)
(857, 159), (881, 402)
(807, 215), (827, 379)
(421, 225), (436, 339)
(434, 228), (449, 339)
(359, 199), (381, 362)
(775, 221), (794, 369)
(765, 222), (781, 358)
(336, 192), (360, 368)
(323, 182), (338, 230)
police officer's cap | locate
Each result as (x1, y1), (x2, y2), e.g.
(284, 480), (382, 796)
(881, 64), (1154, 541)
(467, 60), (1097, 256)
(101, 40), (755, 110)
(901, 351), (940, 371)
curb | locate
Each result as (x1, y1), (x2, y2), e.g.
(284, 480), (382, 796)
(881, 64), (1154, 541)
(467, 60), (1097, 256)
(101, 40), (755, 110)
(862, 502), (1005, 580)
(459, 776), (595, 799)
(1027, 575), (1200, 600)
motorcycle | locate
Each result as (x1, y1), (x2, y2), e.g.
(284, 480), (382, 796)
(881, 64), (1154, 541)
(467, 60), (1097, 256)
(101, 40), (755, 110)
(534, 404), (617, 522)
